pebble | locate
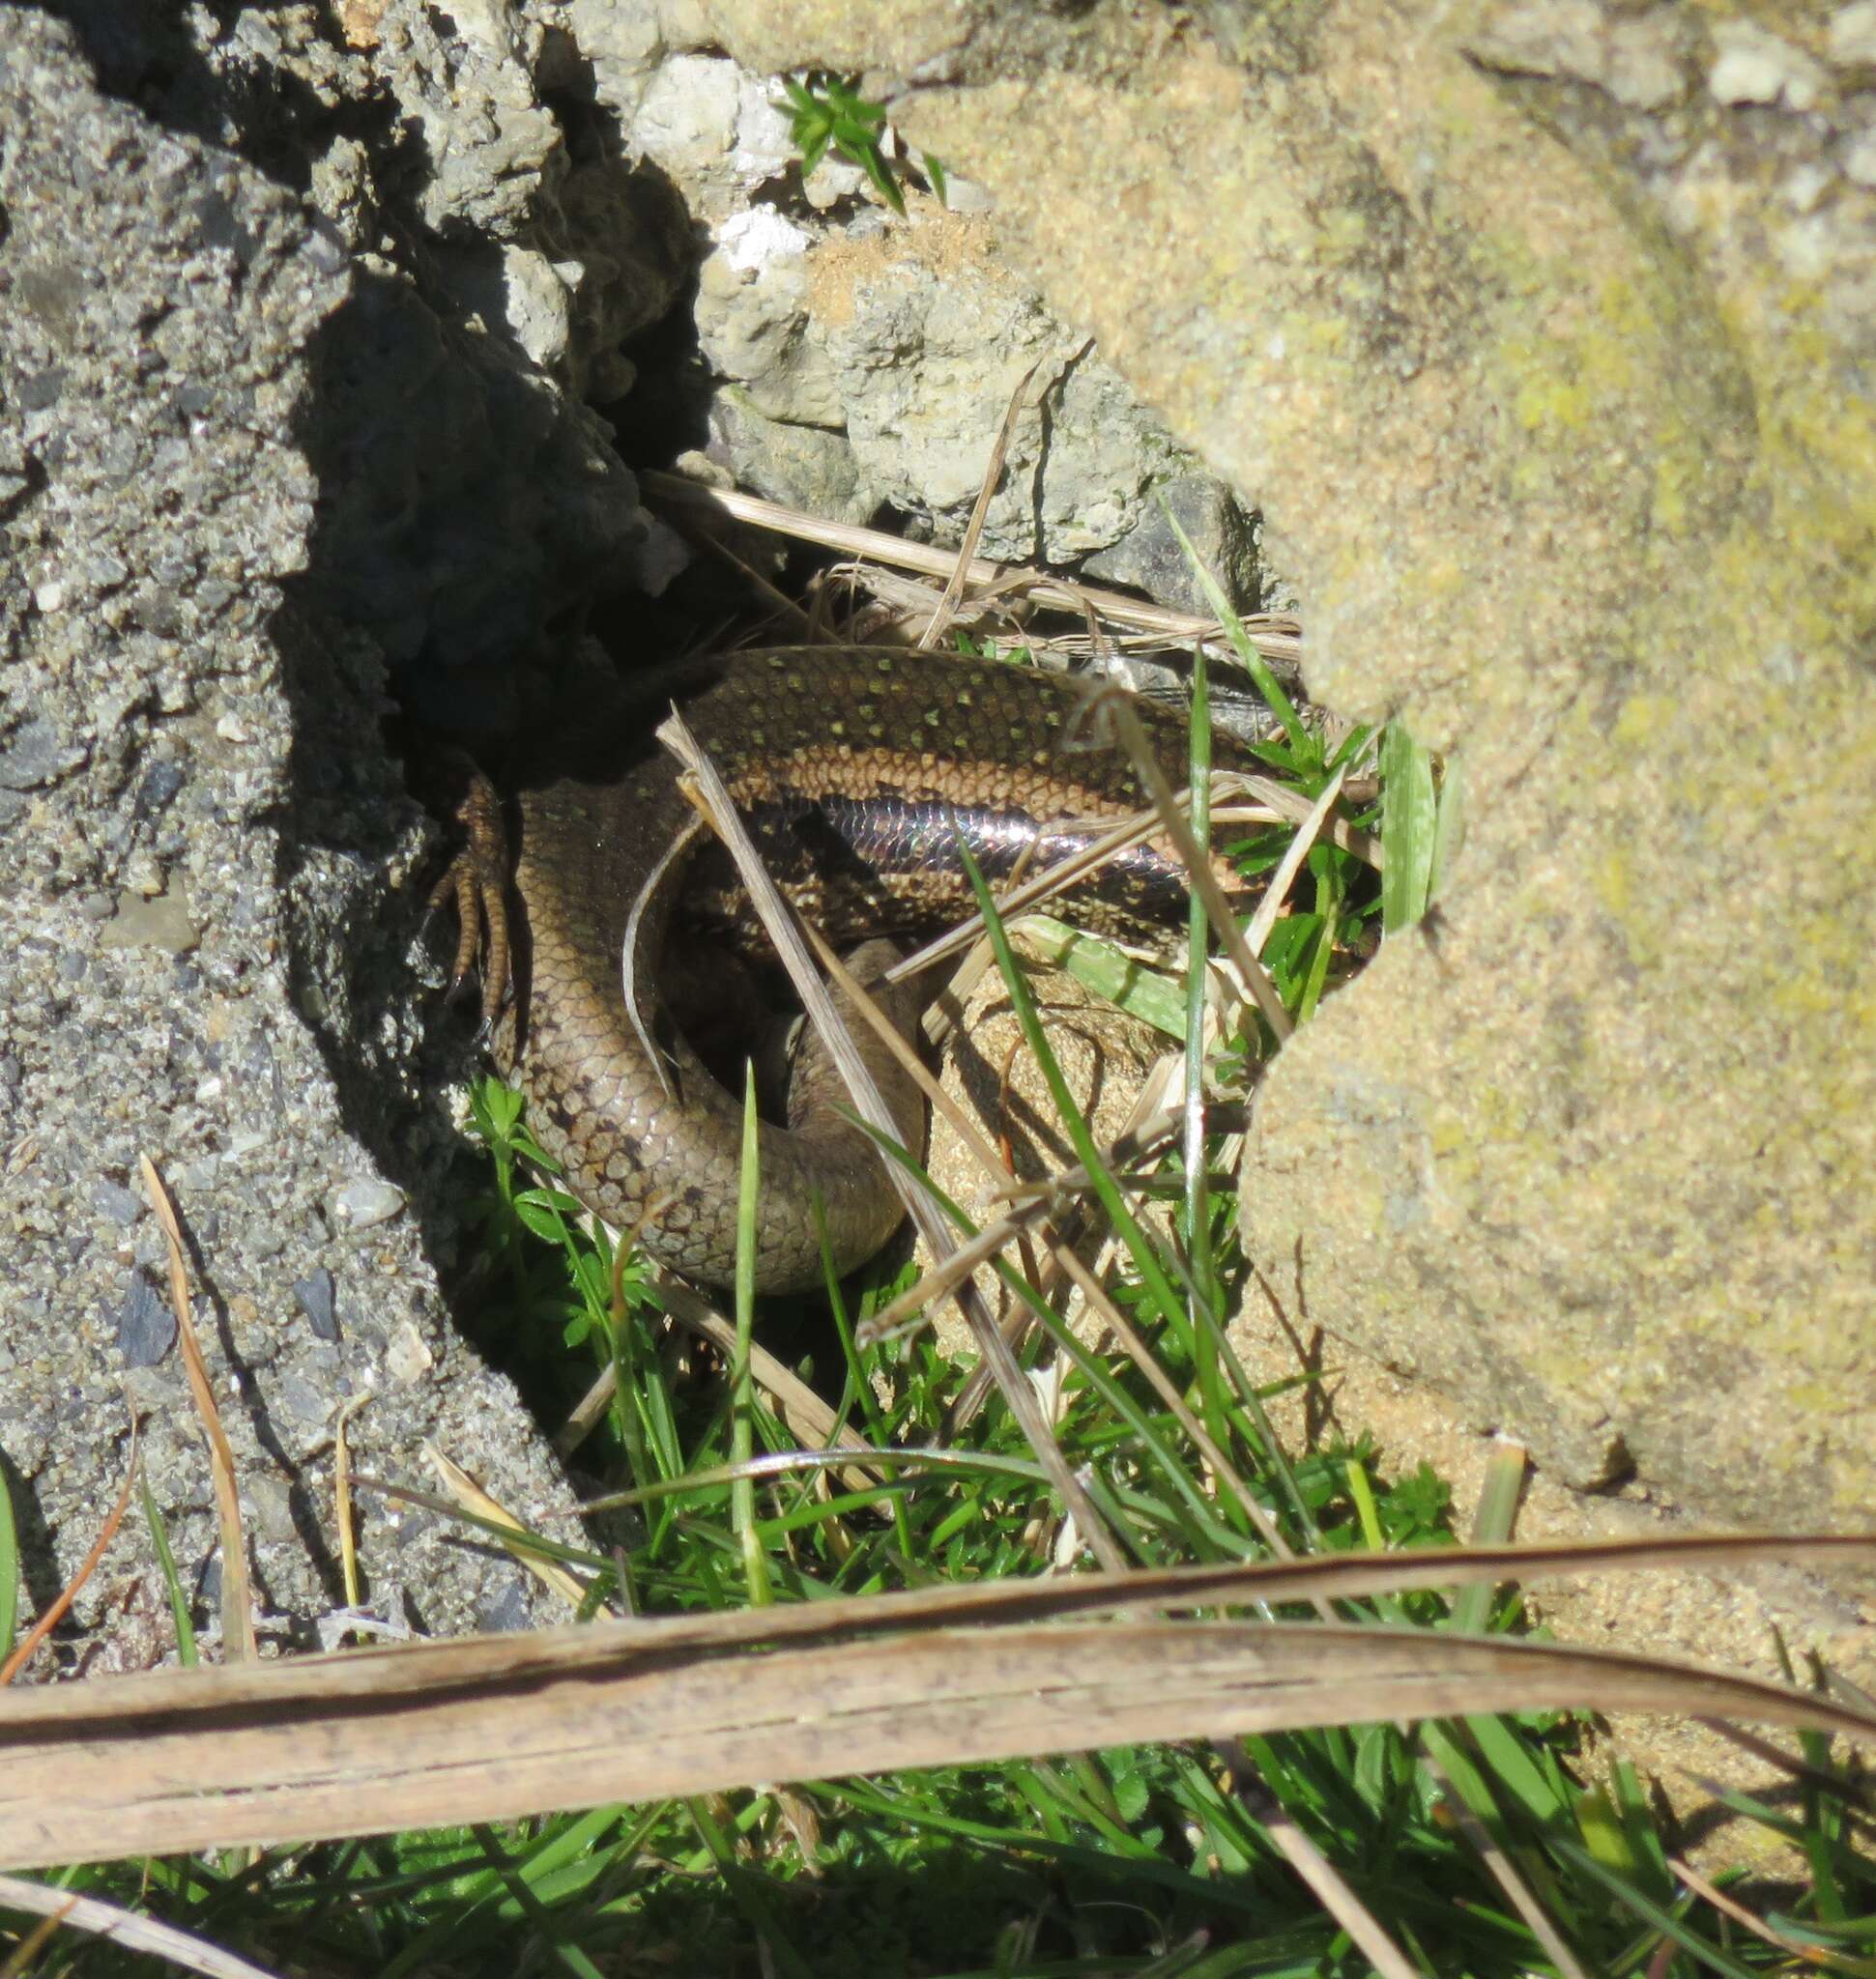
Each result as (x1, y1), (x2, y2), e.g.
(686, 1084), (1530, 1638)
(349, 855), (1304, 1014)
(330, 1178), (406, 1230)
(92, 1179), (144, 1227)
(114, 1269), (177, 1366)
(293, 1266), (340, 1340)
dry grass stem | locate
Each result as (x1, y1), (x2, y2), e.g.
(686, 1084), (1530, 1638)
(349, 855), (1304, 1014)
(547, 1273), (881, 1482)
(1242, 763), (1349, 958)
(1096, 692), (1294, 1042)
(425, 1446), (596, 1615)
(0, 1420), (138, 1686)
(0, 1872), (283, 1979)
(919, 355), (1044, 650)
(1423, 1750), (1591, 1979)
(642, 470), (1303, 669)
(333, 1393), (370, 1614)
(7, 1539), (1869, 1874)
(1213, 1739), (1421, 1979)
(653, 1278), (882, 1493)
(1666, 1855), (1850, 1968)
(1213, 789), (1379, 867)
(139, 1155), (255, 1662)
(1043, 1237), (1309, 1573)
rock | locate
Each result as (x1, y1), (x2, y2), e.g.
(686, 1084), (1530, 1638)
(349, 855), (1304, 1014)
(629, 38), (1270, 608)
(708, 387), (878, 522)
(0, 11), (589, 1663)
(696, 213), (846, 426)
(328, 1179), (408, 1232)
(691, 196), (1268, 592)
(0, 718), (88, 792)
(699, 0), (1876, 1575)
(1830, 2), (1876, 67)
(1708, 20), (1828, 109)
(1466, 1), (1690, 107)
(96, 885), (200, 955)
(92, 1181), (144, 1229)
(634, 52), (803, 221)
(293, 1268), (341, 1341)
(1083, 475), (1266, 621)
(113, 1272), (177, 1369)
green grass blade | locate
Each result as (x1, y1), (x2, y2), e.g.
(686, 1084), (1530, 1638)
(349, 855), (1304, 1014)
(1553, 1839), (1763, 1979)
(1379, 719), (1437, 932)
(1159, 497), (1311, 756)
(1183, 638), (1229, 1445)
(957, 842), (1189, 1341)
(139, 1469), (197, 1668)
(0, 1457), (15, 1670)
(1016, 916), (1185, 1036)
(734, 1067), (771, 1609)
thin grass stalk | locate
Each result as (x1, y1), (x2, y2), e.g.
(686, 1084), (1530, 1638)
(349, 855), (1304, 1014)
(733, 1069), (771, 1609)
(958, 841), (1195, 1342)
(658, 708), (1128, 1572)
(1181, 635), (1229, 1451)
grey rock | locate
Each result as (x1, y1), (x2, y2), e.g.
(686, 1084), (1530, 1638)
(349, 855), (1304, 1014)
(695, 215), (844, 427)
(245, 1475), (299, 1545)
(819, 249), (1197, 567)
(272, 1368), (336, 1430)
(293, 1266), (340, 1341)
(476, 1576), (534, 1634)
(92, 1180), (143, 1228)
(708, 387), (876, 524)
(121, 1364), (184, 1416)
(114, 1271), (177, 1367)
(1466, 2), (1688, 107)
(133, 760), (186, 818)
(0, 11), (591, 1661)
(1830, 2), (1876, 66)
(1083, 476), (1263, 621)
(1709, 21), (1826, 108)
(329, 1179), (406, 1232)
(621, 37), (1265, 610)
(633, 53), (800, 222)
(0, 717), (87, 791)
(558, 0), (664, 123)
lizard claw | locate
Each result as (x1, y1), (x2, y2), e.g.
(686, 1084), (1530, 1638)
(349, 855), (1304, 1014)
(427, 768), (513, 1033)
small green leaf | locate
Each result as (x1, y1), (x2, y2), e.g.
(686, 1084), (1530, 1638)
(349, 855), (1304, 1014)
(512, 1188), (580, 1241)
(0, 1462), (16, 1671)
(1379, 717), (1437, 932)
(849, 135), (906, 214)
(139, 1471), (197, 1668)
(1018, 915), (1186, 1038)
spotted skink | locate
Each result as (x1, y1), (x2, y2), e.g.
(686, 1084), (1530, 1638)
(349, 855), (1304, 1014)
(441, 645), (1252, 1291)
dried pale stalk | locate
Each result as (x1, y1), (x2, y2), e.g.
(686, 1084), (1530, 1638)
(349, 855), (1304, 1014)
(140, 1155), (255, 1663)
(0, 1536), (1869, 1872)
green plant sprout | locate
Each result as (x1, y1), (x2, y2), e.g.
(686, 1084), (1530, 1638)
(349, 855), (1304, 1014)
(781, 71), (947, 215)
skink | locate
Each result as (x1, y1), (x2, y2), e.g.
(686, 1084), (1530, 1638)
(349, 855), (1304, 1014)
(442, 645), (1252, 1292)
